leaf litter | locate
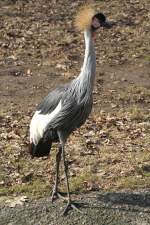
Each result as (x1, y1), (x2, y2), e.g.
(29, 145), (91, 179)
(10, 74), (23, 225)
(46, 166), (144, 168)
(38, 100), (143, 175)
(0, 0), (150, 201)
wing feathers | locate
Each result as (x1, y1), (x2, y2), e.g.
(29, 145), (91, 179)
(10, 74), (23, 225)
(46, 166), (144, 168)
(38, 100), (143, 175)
(30, 101), (62, 145)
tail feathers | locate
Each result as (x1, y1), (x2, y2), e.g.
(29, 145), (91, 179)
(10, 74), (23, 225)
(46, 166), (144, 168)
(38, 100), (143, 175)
(29, 139), (52, 158)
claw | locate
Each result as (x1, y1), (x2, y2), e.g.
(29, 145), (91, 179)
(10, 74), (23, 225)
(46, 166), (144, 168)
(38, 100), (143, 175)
(51, 191), (58, 203)
(51, 191), (66, 203)
(63, 201), (82, 215)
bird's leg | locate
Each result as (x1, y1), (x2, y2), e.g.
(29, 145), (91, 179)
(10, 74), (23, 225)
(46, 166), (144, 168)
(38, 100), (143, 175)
(57, 131), (81, 215)
(61, 144), (72, 214)
(51, 146), (63, 202)
(62, 144), (81, 215)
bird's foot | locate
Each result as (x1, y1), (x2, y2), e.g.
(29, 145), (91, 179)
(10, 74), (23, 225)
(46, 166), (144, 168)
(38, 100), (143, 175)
(51, 190), (66, 203)
(63, 201), (82, 216)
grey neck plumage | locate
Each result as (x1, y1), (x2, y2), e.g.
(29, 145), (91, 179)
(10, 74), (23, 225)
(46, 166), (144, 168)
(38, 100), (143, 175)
(76, 29), (96, 97)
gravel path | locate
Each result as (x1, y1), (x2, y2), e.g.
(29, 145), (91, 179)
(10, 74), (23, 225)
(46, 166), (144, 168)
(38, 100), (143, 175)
(0, 191), (150, 225)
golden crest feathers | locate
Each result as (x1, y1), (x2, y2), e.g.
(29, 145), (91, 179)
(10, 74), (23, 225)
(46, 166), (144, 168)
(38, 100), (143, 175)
(75, 5), (95, 30)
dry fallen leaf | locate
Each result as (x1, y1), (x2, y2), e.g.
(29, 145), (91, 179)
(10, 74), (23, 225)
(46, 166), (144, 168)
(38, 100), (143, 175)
(5, 196), (28, 208)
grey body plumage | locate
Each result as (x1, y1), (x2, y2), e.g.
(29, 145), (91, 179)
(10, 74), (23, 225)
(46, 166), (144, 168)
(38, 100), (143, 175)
(37, 81), (93, 148)
(29, 10), (111, 214)
(30, 29), (95, 153)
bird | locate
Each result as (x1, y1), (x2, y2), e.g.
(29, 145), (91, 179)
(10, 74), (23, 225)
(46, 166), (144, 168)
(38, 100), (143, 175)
(29, 6), (111, 214)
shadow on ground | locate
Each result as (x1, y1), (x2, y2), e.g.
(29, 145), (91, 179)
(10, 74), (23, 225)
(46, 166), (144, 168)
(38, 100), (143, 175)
(0, 191), (150, 225)
(97, 191), (150, 208)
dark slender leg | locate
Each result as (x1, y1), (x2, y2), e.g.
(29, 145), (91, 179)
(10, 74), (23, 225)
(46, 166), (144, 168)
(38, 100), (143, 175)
(51, 146), (62, 202)
(62, 145), (71, 201)
(62, 145), (82, 215)
(57, 131), (82, 215)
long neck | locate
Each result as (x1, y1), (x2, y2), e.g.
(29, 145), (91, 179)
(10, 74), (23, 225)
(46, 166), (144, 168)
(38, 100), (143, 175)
(77, 29), (96, 94)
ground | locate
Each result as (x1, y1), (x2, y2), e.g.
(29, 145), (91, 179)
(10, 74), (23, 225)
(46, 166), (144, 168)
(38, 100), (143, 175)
(0, 192), (150, 225)
(0, 0), (150, 224)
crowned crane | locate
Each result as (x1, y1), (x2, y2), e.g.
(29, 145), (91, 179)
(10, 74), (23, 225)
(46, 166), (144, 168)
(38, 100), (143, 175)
(29, 6), (111, 214)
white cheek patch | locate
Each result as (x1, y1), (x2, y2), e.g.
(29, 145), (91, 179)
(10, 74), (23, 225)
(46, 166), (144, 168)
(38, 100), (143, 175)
(92, 18), (100, 29)
(30, 100), (62, 145)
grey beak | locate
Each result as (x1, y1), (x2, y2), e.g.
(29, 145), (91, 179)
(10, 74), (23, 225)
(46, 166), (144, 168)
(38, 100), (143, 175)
(101, 20), (112, 28)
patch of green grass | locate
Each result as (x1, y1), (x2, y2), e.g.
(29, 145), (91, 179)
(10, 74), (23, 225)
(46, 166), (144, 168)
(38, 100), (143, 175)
(144, 55), (150, 63)
(117, 175), (150, 190)
(69, 171), (99, 193)
(0, 173), (6, 182)
(0, 178), (51, 198)
(0, 187), (12, 196)
(13, 157), (32, 173)
(11, 180), (50, 197)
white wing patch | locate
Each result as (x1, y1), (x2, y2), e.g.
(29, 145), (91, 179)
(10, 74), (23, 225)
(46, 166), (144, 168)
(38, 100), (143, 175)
(30, 100), (62, 145)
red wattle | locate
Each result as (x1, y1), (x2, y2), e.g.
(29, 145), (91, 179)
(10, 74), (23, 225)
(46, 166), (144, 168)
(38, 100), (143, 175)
(92, 32), (96, 40)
